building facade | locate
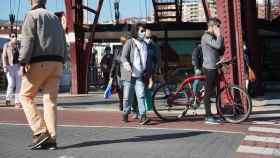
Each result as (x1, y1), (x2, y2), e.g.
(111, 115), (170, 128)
(182, 0), (216, 22)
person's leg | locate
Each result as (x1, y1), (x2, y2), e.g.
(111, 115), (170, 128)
(104, 73), (110, 85)
(14, 64), (22, 105)
(122, 79), (135, 121)
(5, 66), (15, 104)
(117, 87), (123, 111)
(203, 68), (218, 117)
(41, 62), (63, 139)
(117, 79), (123, 111)
(135, 78), (149, 124)
(203, 68), (219, 124)
(132, 93), (139, 115)
(193, 79), (200, 96)
(20, 62), (49, 145)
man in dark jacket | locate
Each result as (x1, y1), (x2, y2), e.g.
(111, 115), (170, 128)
(109, 35), (127, 111)
(101, 46), (113, 85)
(19, 0), (67, 150)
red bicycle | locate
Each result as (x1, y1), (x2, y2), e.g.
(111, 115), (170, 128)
(152, 58), (252, 123)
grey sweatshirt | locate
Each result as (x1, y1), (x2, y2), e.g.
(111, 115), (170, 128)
(201, 32), (224, 69)
(19, 8), (67, 65)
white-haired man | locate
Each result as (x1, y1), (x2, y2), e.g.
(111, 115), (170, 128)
(19, 0), (67, 150)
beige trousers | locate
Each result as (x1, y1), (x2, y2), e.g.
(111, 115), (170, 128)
(20, 61), (63, 138)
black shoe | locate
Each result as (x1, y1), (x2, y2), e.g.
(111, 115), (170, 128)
(214, 117), (225, 123)
(28, 132), (50, 150)
(41, 138), (57, 150)
(5, 100), (11, 106)
(204, 116), (220, 125)
(122, 114), (128, 123)
(139, 116), (150, 125)
(119, 103), (123, 111)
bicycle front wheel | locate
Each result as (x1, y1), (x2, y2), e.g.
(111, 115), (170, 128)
(152, 83), (190, 121)
(216, 85), (252, 123)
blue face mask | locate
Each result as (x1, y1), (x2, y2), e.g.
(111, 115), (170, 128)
(138, 31), (145, 40)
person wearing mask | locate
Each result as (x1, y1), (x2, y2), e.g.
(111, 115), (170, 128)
(100, 46), (114, 86)
(201, 18), (224, 124)
(19, 0), (67, 150)
(2, 32), (22, 108)
(120, 24), (151, 125)
(144, 29), (161, 88)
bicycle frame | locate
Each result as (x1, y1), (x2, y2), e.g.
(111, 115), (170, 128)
(218, 68), (249, 112)
(169, 68), (232, 106)
(167, 75), (206, 106)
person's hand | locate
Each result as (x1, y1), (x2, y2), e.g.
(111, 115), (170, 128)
(194, 68), (202, 75)
(20, 65), (30, 75)
(108, 77), (113, 85)
(214, 26), (221, 37)
(148, 78), (153, 89)
(3, 66), (8, 73)
(123, 62), (131, 72)
(216, 57), (226, 66)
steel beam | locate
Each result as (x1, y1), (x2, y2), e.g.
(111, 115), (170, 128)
(233, 0), (246, 89)
(216, 0), (246, 106)
(65, 0), (104, 94)
(216, 0), (236, 86)
(65, 0), (79, 94)
(201, 0), (211, 21)
(242, 0), (263, 96)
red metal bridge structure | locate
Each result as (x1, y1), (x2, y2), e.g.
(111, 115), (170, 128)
(63, 0), (270, 95)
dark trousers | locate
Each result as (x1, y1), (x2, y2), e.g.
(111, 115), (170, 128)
(203, 68), (218, 117)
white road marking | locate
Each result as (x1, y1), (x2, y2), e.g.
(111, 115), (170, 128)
(249, 126), (280, 134)
(237, 145), (280, 156)
(253, 121), (280, 126)
(250, 113), (280, 119)
(0, 122), (242, 134)
(244, 135), (280, 144)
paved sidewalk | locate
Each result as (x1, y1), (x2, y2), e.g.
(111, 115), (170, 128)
(1, 91), (279, 115)
(1, 91), (279, 118)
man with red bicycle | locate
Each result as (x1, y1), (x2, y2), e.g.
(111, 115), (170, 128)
(201, 18), (224, 124)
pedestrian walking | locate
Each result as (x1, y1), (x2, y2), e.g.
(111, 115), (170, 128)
(107, 34), (129, 111)
(120, 24), (152, 125)
(19, 0), (67, 150)
(100, 46), (113, 85)
(144, 29), (161, 88)
(2, 32), (22, 108)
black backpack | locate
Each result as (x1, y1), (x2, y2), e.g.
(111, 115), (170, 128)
(192, 44), (203, 68)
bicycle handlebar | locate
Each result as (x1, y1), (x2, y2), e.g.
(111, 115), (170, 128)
(216, 56), (237, 67)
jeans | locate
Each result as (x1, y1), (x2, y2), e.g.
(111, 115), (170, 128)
(192, 67), (202, 97)
(122, 77), (146, 116)
(192, 80), (200, 96)
(5, 64), (21, 103)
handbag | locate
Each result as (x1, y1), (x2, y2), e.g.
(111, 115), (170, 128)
(248, 65), (256, 82)
(144, 88), (153, 111)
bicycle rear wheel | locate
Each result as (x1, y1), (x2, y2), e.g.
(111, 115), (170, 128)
(216, 85), (252, 123)
(152, 83), (190, 121)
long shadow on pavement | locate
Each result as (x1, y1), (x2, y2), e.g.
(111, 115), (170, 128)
(59, 131), (210, 150)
